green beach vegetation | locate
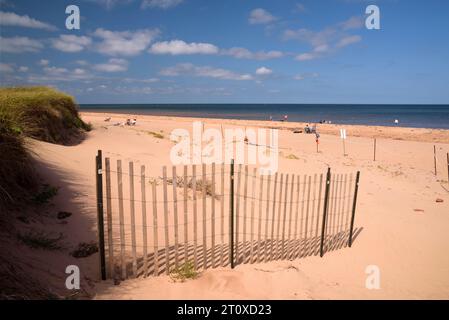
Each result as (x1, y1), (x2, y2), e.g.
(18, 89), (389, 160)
(0, 86), (90, 210)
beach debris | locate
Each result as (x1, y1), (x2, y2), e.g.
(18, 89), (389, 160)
(285, 154), (299, 160)
(104, 117), (111, 122)
(413, 209), (425, 214)
(166, 176), (219, 199)
(169, 261), (199, 282)
(146, 131), (164, 139)
(71, 242), (98, 258)
(18, 231), (64, 250)
(293, 129), (302, 133)
(57, 211), (72, 219)
(436, 198), (444, 203)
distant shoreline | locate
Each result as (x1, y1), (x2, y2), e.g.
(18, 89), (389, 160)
(80, 111), (449, 144)
(80, 104), (449, 130)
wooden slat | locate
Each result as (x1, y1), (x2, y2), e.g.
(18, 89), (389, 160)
(211, 163), (216, 268)
(117, 160), (126, 279)
(104, 158), (114, 279)
(202, 163), (207, 269)
(256, 171), (264, 263)
(286, 174), (295, 260)
(129, 162), (137, 277)
(151, 181), (159, 276)
(192, 165), (198, 269)
(172, 166), (179, 269)
(264, 174), (271, 262)
(183, 166), (188, 263)
(326, 174), (336, 245)
(271, 173), (284, 260)
(332, 174), (341, 249)
(341, 174), (348, 235)
(162, 166), (170, 275)
(291, 175), (300, 260)
(298, 175), (307, 258)
(332, 174), (340, 237)
(345, 174), (353, 234)
(220, 163), (225, 266)
(309, 174), (317, 257)
(249, 167), (257, 263)
(242, 165), (248, 262)
(276, 174), (284, 260)
(315, 174), (324, 244)
(235, 164), (242, 264)
(281, 174), (289, 260)
(329, 174), (338, 250)
(141, 165), (148, 277)
(302, 175), (312, 257)
(269, 173), (278, 261)
(337, 173), (344, 234)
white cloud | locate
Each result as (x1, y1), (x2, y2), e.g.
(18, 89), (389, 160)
(248, 8), (276, 24)
(283, 28), (336, 47)
(336, 35), (361, 48)
(141, 0), (183, 9)
(160, 63), (253, 81)
(38, 59), (49, 66)
(284, 16), (363, 61)
(249, 8), (277, 25)
(93, 28), (160, 56)
(18, 66), (29, 72)
(295, 52), (319, 61)
(294, 72), (318, 80)
(149, 40), (219, 55)
(52, 35), (92, 52)
(27, 62), (94, 83)
(255, 66), (272, 75)
(0, 63), (14, 73)
(123, 77), (160, 83)
(313, 44), (329, 53)
(85, 0), (134, 9)
(75, 60), (89, 66)
(94, 58), (128, 72)
(222, 47), (283, 60)
(149, 40), (284, 60)
(0, 36), (43, 53)
(340, 16), (364, 31)
(0, 11), (57, 31)
(44, 66), (69, 75)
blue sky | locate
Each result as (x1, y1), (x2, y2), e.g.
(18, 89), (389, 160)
(1, 0), (448, 104)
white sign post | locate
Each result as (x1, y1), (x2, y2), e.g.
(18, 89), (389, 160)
(340, 128), (347, 156)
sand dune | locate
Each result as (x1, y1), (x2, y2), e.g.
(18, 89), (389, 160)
(27, 112), (449, 299)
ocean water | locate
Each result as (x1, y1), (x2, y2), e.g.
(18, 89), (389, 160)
(80, 104), (449, 129)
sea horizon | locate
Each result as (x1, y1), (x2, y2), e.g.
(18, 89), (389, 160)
(80, 103), (449, 130)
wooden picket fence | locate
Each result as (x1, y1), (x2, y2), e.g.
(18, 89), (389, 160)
(95, 150), (361, 281)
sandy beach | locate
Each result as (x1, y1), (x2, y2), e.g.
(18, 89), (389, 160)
(17, 111), (448, 300)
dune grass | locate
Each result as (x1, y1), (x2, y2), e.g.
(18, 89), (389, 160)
(0, 86), (90, 144)
(0, 86), (90, 210)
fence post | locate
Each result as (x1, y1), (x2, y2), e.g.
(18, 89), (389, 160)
(229, 159), (235, 269)
(95, 150), (106, 280)
(373, 138), (376, 161)
(319, 168), (331, 257)
(348, 171), (361, 247)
